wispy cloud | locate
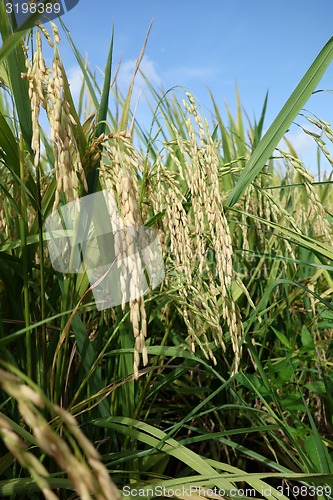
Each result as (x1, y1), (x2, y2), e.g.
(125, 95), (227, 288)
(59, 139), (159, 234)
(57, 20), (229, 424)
(116, 55), (161, 94)
(65, 56), (162, 131)
(67, 65), (84, 100)
(283, 130), (316, 158)
(67, 56), (162, 101)
(112, 55), (162, 130)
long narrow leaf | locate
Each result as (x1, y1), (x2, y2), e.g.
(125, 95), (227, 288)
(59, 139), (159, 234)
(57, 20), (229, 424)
(225, 36), (333, 207)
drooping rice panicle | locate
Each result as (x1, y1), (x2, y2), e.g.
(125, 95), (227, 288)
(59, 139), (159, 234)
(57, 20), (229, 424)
(0, 368), (120, 500)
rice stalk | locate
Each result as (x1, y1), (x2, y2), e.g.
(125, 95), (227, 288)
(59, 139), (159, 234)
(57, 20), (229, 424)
(99, 134), (148, 378)
(159, 93), (243, 370)
(21, 23), (87, 210)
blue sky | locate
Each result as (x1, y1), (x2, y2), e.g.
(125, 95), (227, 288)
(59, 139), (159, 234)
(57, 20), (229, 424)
(56, 0), (333, 172)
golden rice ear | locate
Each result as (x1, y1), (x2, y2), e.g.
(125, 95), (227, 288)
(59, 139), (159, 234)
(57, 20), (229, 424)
(22, 23), (88, 211)
(97, 135), (149, 378)
(0, 368), (120, 500)
(160, 93), (243, 372)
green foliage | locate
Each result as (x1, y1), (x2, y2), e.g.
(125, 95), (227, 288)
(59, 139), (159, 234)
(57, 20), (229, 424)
(1, 13), (333, 500)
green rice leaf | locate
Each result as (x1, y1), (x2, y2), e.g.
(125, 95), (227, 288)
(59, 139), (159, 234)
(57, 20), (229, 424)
(225, 37), (333, 207)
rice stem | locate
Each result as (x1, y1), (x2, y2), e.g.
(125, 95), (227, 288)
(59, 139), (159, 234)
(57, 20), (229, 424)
(19, 135), (31, 379)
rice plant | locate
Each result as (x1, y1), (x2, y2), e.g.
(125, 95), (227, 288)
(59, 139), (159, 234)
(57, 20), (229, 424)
(1, 7), (333, 499)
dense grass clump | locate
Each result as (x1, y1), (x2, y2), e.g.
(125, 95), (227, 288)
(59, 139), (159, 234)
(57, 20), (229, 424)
(1, 10), (333, 499)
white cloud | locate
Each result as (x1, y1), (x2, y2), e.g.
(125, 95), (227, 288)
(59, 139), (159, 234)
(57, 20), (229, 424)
(282, 130), (316, 157)
(67, 65), (84, 100)
(66, 57), (162, 104)
(116, 55), (161, 95)
(111, 55), (163, 132)
(64, 57), (162, 133)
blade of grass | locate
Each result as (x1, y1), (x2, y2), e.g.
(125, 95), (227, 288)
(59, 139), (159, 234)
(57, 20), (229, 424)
(0, 1), (32, 149)
(119, 21), (153, 132)
(86, 24), (114, 194)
